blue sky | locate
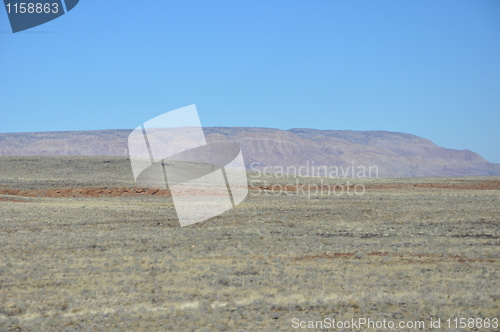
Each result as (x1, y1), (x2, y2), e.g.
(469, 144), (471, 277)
(1, 0), (499, 162)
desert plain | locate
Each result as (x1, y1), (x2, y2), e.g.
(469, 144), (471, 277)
(0, 156), (499, 331)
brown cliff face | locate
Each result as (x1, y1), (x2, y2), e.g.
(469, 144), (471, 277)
(0, 128), (494, 177)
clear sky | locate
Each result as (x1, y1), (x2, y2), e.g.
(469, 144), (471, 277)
(1, 0), (499, 162)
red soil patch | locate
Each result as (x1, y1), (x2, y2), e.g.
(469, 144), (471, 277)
(0, 187), (172, 198)
(0, 180), (498, 200)
(250, 180), (500, 192)
(367, 252), (496, 263)
(364, 180), (500, 190)
(0, 187), (233, 198)
(296, 253), (355, 260)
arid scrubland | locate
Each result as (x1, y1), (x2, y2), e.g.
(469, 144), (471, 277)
(0, 157), (499, 331)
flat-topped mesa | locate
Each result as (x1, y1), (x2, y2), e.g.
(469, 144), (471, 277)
(0, 128), (495, 177)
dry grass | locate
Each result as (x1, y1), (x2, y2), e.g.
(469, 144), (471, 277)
(0, 157), (499, 331)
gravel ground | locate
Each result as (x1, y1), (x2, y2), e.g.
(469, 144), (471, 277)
(0, 157), (499, 331)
